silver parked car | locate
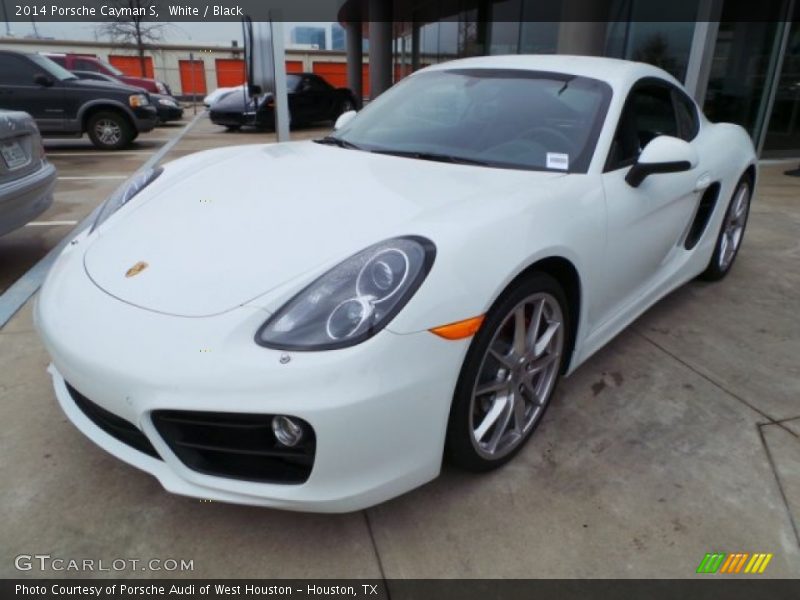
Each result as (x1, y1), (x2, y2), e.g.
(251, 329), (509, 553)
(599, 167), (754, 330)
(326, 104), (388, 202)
(0, 110), (57, 236)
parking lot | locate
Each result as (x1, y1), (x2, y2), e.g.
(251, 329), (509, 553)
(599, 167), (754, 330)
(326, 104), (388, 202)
(1, 114), (799, 579)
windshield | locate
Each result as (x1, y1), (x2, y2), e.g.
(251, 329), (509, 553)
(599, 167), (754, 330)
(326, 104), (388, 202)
(335, 68), (612, 173)
(31, 54), (77, 81)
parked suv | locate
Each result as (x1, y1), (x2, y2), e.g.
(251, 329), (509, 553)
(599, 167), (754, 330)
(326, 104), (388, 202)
(45, 53), (172, 96)
(0, 50), (158, 150)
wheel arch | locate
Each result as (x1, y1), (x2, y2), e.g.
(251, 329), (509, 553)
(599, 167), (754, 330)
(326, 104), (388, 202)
(502, 255), (582, 374)
(742, 163), (757, 188)
(79, 101), (136, 134)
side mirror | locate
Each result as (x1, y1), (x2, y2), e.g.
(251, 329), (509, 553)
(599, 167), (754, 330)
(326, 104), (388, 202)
(33, 73), (54, 87)
(334, 110), (357, 131)
(625, 135), (698, 187)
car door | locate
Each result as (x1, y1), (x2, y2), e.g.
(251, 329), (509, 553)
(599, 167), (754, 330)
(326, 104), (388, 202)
(597, 79), (704, 320)
(0, 54), (66, 132)
(292, 75), (334, 122)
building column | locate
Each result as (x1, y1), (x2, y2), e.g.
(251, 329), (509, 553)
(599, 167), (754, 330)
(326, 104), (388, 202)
(411, 22), (421, 71)
(345, 21), (363, 107)
(556, 0), (612, 56)
(369, 0), (393, 99)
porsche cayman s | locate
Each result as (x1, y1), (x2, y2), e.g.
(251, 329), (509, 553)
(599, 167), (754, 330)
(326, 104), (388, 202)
(36, 56), (756, 512)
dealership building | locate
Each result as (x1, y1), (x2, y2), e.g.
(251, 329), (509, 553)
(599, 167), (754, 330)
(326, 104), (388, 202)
(339, 0), (800, 158)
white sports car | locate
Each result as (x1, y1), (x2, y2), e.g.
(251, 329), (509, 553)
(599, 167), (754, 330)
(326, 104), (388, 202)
(36, 56), (756, 512)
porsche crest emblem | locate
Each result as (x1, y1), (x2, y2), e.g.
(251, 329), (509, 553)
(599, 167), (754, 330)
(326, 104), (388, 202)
(125, 261), (149, 278)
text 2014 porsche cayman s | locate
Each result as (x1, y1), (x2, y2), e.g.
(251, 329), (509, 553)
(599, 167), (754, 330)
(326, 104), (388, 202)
(36, 56), (756, 512)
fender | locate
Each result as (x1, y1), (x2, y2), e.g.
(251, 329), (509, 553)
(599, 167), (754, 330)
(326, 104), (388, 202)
(75, 99), (138, 132)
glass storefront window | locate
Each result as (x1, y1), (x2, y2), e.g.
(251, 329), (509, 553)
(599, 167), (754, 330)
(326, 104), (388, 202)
(763, 7), (800, 156)
(703, 0), (786, 140)
(605, 21), (696, 81)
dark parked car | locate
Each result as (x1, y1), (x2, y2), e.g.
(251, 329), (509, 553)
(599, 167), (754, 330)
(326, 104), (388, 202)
(45, 53), (172, 96)
(0, 50), (158, 150)
(209, 73), (357, 130)
(72, 71), (184, 124)
(0, 110), (57, 236)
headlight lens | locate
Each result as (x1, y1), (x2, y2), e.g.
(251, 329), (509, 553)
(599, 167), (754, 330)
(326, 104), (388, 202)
(256, 237), (435, 351)
(158, 97), (178, 107)
(91, 166), (163, 233)
(129, 93), (149, 107)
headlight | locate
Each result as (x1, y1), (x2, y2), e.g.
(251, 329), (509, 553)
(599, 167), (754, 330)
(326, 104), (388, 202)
(129, 93), (149, 107)
(91, 166), (163, 233)
(158, 97), (178, 107)
(256, 237), (435, 350)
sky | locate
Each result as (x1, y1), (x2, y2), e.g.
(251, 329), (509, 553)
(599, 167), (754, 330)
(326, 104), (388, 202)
(0, 21), (336, 47)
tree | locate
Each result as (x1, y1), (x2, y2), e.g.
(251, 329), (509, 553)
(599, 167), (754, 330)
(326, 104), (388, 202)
(96, 0), (168, 77)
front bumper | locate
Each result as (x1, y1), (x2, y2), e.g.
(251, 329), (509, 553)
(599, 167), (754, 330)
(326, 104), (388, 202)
(155, 105), (184, 122)
(209, 110), (253, 128)
(132, 106), (158, 133)
(0, 160), (56, 236)
(35, 235), (468, 512)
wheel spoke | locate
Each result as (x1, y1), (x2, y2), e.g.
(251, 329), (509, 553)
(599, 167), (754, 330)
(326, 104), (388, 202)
(527, 299), (544, 350)
(475, 379), (508, 397)
(489, 347), (515, 370)
(527, 351), (559, 377)
(485, 398), (514, 453)
(512, 306), (527, 356)
(474, 395), (508, 443)
(534, 320), (561, 357)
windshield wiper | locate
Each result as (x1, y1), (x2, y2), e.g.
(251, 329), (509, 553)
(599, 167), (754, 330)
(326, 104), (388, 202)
(314, 135), (363, 150)
(370, 149), (490, 166)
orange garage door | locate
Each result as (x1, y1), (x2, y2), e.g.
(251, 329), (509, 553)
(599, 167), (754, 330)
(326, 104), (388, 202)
(215, 59), (304, 88)
(108, 55), (154, 78)
(312, 62), (369, 97)
(179, 59), (207, 95)
(216, 58), (245, 87)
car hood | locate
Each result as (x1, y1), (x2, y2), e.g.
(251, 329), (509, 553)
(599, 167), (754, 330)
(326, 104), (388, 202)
(66, 78), (145, 95)
(211, 89), (256, 112)
(84, 142), (565, 317)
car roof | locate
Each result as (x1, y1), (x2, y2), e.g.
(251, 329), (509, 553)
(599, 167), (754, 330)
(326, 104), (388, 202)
(423, 54), (680, 90)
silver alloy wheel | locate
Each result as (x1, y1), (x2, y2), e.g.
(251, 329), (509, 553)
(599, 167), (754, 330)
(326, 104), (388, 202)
(469, 293), (564, 459)
(94, 119), (122, 146)
(718, 183), (750, 271)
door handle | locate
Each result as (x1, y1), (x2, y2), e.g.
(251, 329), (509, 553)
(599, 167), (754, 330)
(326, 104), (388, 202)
(694, 172), (712, 192)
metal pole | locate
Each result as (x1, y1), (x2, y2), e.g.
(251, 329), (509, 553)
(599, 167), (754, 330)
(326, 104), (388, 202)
(683, 0), (723, 105)
(269, 19), (290, 142)
(754, 0), (795, 157)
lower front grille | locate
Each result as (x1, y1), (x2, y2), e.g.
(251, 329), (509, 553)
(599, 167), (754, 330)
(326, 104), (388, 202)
(66, 383), (161, 460)
(151, 411), (315, 484)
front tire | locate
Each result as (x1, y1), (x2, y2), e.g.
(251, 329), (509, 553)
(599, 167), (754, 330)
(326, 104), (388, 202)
(445, 273), (568, 472)
(86, 111), (134, 150)
(700, 176), (752, 281)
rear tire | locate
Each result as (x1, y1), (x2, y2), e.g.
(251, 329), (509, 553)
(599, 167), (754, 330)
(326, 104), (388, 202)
(86, 111), (134, 150)
(699, 176), (752, 281)
(445, 272), (569, 472)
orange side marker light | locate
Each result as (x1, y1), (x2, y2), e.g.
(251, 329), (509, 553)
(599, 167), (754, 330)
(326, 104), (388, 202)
(429, 315), (485, 340)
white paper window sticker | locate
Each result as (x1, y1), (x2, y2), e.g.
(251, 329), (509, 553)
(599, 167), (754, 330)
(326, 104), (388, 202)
(546, 152), (569, 171)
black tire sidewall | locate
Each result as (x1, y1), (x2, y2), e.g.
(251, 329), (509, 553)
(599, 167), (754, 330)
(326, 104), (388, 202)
(86, 111), (133, 150)
(445, 272), (569, 472)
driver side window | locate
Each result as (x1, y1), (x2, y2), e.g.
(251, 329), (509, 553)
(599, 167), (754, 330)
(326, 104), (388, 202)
(606, 82), (679, 171)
